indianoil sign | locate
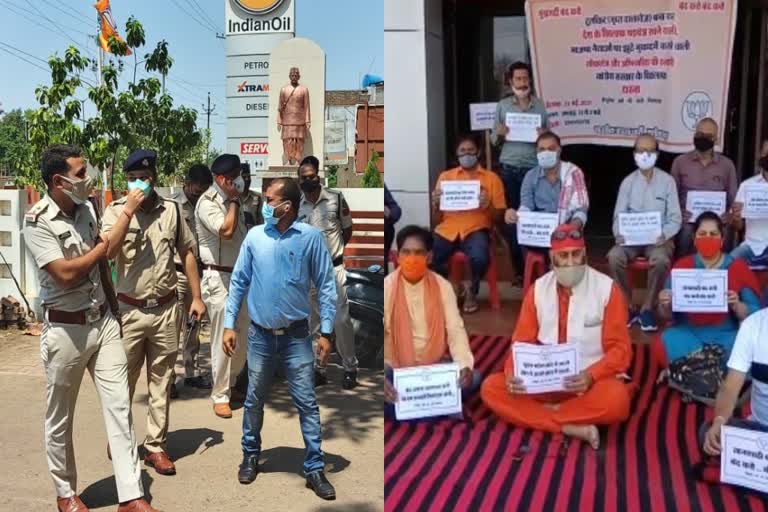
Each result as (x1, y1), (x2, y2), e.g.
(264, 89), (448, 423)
(225, 0), (294, 175)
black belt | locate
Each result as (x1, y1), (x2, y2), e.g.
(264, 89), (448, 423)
(252, 318), (308, 336)
(333, 256), (344, 267)
(47, 303), (108, 325)
(205, 264), (234, 273)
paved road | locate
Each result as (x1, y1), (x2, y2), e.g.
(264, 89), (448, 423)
(0, 328), (384, 511)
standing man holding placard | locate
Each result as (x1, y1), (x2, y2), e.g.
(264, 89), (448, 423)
(431, 135), (506, 313)
(503, 131), (589, 264)
(480, 224), (632, 449)
(491, 62), (549, 282)
(607, 133), (682, 332)
(731, 141), (768, 267)
(671, 118), (737, 257)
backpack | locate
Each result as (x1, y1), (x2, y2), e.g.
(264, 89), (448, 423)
(666, 344), (726, 405)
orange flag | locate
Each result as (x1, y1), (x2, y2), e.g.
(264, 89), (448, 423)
(94, 0), (131, 55)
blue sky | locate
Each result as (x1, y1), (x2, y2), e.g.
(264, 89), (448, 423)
(0, 0), (383, 152)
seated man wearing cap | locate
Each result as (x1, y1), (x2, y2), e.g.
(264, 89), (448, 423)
(481, 224), (633, 449)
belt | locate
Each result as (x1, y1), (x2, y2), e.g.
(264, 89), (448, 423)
(252, 318), (308, 336)
(117, 291), (176, 309)
(205, 264), (234, 273)
(175, 263), (184, 273)
(47, 303), (108, 325)
(333, 256), (344, 267)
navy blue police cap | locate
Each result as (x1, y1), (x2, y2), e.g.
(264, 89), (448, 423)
(211, 154), (241, 176)
(123, 149), (157, 173)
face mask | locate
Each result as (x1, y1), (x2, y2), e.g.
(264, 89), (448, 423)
(693, 136), (715, 152)
(399, 254), (428, 283)
(458, 154), (478, 169)
(634, 151), (658, 170)
(554, 264), (586, 288)
(512, 87), (530, 98)
(300, 179), (321, 193)
(59, 175), (93, 205)
(262, 201), (287, 225)
(759, 156), (768, 172)
(233, 176), (246, 194)
(694, 236), (722, 259)
(127, 178), (152, 196)
(537, 150), (558, 169)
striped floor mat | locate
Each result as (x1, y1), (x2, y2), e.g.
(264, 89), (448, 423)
(384, 336), (768, 511)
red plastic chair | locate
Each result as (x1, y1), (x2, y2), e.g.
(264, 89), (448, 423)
(389, 249), (399, 269)
(449, 235), (501, 310)
(628, 256), (650, 287)
(522, 251), (548, 296)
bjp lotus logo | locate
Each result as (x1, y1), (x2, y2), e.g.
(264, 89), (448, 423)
(233, 0), (285, 15)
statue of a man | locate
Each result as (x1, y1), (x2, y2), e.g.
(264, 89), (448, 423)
(277, 67), (311, 165)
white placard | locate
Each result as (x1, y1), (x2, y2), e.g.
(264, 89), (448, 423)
(721, 425), (768, 494)
(686, 191), (727, 222)
(469, 102), (497, 132)
(505, 112), (541, 143)
(512, 343), (579, 394)
(671, 269), (728, 313)
(743, 185), (768, 219)
(393, 363), (462, 421)
(517, 211), (559, 248)
(439, 180), (480, 211)
(618, 211), (663, 246)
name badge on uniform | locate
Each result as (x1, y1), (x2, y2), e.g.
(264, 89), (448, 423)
(86, 304), (101, 323)
(58, 231), (72, 241)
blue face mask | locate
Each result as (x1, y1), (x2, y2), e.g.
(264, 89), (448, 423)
(262, 201), (287, 225)
(127, 178), (152, 195)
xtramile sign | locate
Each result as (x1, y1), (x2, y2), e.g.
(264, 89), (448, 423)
(225, 0), (294, 173)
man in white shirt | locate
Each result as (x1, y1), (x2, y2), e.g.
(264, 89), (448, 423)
(730, 141), (768, 267)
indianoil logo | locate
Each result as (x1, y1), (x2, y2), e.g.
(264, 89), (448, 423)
(233, 0), (285, 15)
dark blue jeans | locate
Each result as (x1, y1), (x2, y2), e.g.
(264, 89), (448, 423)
(431, 230), (490, 295)
(241, 320), (324, 475)
(384, 366), (482, 421)
(500, 164), (533, 274)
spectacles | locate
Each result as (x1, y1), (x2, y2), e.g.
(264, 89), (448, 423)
(551, 230), (583, 241)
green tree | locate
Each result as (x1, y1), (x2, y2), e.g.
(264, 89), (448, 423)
(145, 40), (173, 93)
(326, 164), (338, 188)
(361, 151), (383, 188)
(125, 16), (146, 85)
(0, 109), (32, 175)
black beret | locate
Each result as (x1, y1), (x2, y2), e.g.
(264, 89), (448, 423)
(211, 154), (241, 176)
(123, 149), (157, 173)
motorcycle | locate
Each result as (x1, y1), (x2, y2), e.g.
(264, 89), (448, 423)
(345, 264), (384, 369)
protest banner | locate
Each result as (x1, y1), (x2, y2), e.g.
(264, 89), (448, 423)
(393, 363), (462, 421)
(721, 425), (768, 494)
(743, 184), (768, 219)
(671, 268), (728, 313)
(505, 112), (542, 142)
(470, 103), (497, 131)
(525, 0), (737, 152)
(686, 190), (726, 221)
(517, 211), (559, 247)
(512, 343), (580, 394)
(439, 180), (481, 211)
(618, 211), (662, 246)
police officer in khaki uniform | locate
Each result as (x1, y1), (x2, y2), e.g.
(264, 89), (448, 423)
(23, 145), (158, 512)
(169, 164), (213, 398)
(196, 154), (251, 418)
(297, 155), (359, 389)
(102, 150), (205, 476)
(239, 162), (263, 230)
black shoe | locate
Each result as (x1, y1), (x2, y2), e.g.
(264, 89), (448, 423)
(314, 370), (328, 387)
(342, 371), (358, 390)
(169, 383), (179, 399)
(238, 454), (259, 484)
(305, 471), (336, 500)
(184, 375), (212, 389)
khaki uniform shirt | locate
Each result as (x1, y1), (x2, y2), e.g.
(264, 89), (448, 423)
(168, 190), (199, 265)
(102, 194), (195, 299)
(23, 196), (105, 311)
(241, 190), (264, 230)
(195, 183), (247, 267)
(298, 188), (353, 262)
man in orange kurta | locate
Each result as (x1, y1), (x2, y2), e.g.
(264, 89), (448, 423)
(481, 224), (633, 448)
(277, 67), (310, 165)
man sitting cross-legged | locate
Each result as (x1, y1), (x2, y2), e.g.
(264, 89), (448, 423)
(481, 223), (633, 449)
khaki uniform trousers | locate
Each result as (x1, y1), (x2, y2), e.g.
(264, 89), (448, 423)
(120, 300), (178, 453)
(41, 311), (143, 502)
(174, 271), (201, 381)
(311, 264), (358, 372)
(201, 269), (248, 404)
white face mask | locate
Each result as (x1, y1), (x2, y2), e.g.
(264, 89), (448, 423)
(537, 150), (558, 169)
(233, 176), (246, 194)
(634, 151), (658, 170)
(554, 264), (587, 288)
(513, 87), (530, 98)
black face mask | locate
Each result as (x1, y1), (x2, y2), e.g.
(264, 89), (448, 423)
(759, 156), (768, 173)
(693, 136), (715, 152)
(300, 180), (320, 193)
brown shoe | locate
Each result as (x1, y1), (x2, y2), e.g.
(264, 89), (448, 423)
(214, 402), (232, 418)
(57, 496), (89, 512)
(116, 498), (160, 512)
(144, 451), (176, 475)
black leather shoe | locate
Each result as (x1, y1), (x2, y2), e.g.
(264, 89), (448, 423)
(342, 371), (358, 390)
(169, 383), (179, 399)
(314, 370), (328, 387)
(184, 375), (212, 389)
(305, 471), (336, 500)
(238, 454), (259, 484)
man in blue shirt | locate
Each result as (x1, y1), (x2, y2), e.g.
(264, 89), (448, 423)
(222, 177), (338, 500)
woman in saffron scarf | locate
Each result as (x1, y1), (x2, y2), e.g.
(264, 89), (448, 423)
(653, 211), (762, 367)
(384, 226), (480, 421)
